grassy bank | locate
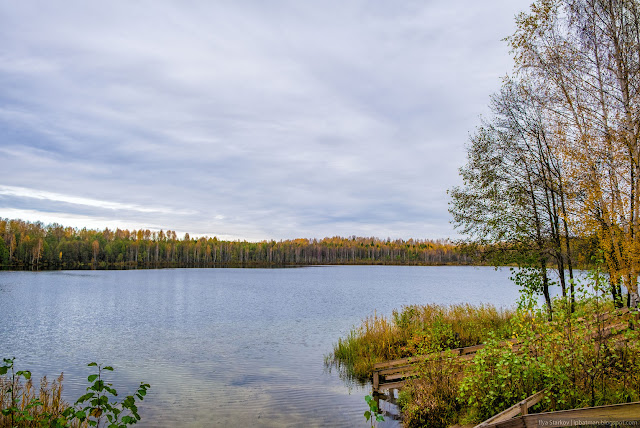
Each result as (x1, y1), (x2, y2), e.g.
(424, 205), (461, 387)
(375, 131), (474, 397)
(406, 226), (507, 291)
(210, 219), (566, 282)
(331, 303), (515, 380)
(331, 295), (640, 427)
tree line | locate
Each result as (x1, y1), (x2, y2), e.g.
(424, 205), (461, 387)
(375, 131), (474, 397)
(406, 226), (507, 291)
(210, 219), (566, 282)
(0, 218), (472, 269)
(449, 0), (640, 316)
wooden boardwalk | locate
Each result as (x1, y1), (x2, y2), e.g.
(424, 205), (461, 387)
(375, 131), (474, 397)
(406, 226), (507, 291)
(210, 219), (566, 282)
(371, 307), (638, 393)
(372, 341), (489, 392)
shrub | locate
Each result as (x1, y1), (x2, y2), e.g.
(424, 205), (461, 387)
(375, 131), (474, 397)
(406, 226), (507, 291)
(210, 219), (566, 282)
(399, 352), (464, 428)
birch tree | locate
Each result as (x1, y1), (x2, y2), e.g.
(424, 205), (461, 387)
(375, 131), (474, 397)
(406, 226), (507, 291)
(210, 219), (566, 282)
(510, 0), (640, 306)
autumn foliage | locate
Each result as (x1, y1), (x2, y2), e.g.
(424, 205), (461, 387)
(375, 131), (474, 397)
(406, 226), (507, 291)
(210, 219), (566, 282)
(0, 218), (469, 269)
(450, 0), (640, 313)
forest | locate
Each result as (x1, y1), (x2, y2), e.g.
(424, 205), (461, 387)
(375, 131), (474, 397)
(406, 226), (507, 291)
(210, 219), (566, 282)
(0, 218), (472, 269)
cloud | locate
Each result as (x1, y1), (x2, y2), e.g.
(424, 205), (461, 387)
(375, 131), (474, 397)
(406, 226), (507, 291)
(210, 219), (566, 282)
(0, 185), (195, 215)
(0, 0), (532, 240)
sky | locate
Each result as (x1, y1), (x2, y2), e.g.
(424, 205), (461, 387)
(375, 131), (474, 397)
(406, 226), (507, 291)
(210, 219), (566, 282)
(0, 1), (532, 241)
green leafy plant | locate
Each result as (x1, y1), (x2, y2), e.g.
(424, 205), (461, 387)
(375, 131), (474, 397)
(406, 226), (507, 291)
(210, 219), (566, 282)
(64, 363), (149, 428)
(363, 394), (384, 427)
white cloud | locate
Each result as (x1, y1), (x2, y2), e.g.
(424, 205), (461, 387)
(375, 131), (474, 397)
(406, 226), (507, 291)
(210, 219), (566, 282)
(0, 185), (195, 215)
(0, 208), (161, 232)
(0, 0), (533, 240)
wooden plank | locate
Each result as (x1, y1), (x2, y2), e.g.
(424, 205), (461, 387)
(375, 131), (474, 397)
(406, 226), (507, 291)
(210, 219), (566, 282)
(595, 307), (629, 325)
(373, 356), (417, 370)
(461, 343), (486, 354)
(482, 404), (522, 425)
(475, 390), (547, 428)
(372, 339), (494, 370)
(525, 401), (640, 426)
(378, 365), (414, 376)
(586, 322), (629, 340)
(490, 419), (525, 428)
(377, 380), (406, 392)
(520, 402), (527, 416)
(487, 402), (640, 428)
(373, 390), (399, 406)
(384, 370), (417, 381)
(459, 353), (477, 362)
(576, 307), (630, 324)
(523, 390), (546, 410)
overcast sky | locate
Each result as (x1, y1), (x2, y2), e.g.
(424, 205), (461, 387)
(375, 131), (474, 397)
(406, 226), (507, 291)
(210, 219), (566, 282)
(0, 1), (532, 241)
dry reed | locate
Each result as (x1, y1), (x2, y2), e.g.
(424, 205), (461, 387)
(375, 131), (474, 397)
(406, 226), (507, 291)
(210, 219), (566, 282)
(0, 372), (87, 428)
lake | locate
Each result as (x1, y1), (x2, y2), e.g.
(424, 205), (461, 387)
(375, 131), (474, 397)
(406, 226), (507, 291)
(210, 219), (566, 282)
(0, 266), (520, 427)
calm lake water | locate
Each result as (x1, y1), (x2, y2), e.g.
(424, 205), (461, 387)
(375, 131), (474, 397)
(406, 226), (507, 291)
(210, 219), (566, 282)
(0, 266), (520, 427)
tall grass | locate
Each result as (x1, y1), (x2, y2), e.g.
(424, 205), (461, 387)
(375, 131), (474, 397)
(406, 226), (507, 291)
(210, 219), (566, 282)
(330, 304), (515, 380)
(0, 373), (87, 428)
(392, 304), (514, 354)
(332, 312), (398, 380)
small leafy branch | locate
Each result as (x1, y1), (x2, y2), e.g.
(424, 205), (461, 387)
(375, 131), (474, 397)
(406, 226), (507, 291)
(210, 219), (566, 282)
(364, 394), (384, 427)
(64, 363), (149, 428)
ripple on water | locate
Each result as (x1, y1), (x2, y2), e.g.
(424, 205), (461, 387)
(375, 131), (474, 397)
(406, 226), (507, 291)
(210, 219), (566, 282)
(0, 266), (520, 427)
